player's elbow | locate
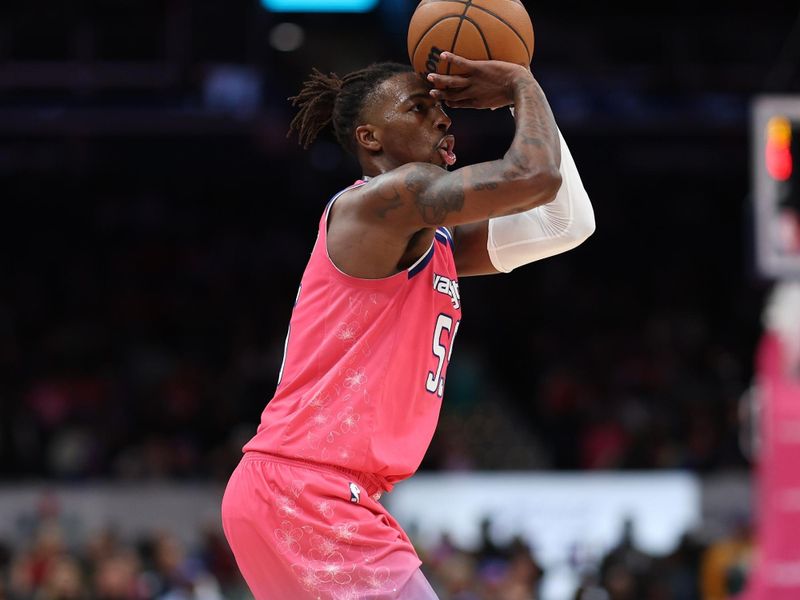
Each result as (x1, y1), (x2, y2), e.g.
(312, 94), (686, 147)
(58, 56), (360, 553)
(548, 211), (595, 257)
(540, 193), (596, 248)
(521, 166), (562, 209)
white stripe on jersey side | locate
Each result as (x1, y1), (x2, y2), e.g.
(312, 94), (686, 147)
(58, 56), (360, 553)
(405, 240), (435, 274)
(324, 181), (369, 219)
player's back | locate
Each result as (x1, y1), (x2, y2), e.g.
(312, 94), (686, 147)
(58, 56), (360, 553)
(243, 181), (462, 492)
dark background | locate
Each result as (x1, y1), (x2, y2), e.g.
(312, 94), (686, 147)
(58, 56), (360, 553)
(2, 1), (798, 481)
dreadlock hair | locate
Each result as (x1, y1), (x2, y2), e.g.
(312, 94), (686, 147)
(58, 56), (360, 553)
(288, 62), (413, 154)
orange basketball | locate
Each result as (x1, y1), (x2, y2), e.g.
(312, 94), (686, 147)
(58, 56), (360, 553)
(407, 0), (534, 76)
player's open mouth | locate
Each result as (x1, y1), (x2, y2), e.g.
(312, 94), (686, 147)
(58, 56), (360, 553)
(437, 135), (457, 167)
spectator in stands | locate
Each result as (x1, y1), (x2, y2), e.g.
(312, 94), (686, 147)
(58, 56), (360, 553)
(599, 518), (653, 599)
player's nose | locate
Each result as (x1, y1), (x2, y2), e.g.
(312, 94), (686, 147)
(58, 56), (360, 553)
(434, 105), (451, 132)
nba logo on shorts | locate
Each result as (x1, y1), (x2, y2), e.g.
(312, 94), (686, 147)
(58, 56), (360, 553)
(348, 482), (361, 504)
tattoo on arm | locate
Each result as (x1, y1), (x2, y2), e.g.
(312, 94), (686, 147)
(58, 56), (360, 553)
(405, 168), (465, 225)
(511, 78), (558, 163)
(520, 135), (546, 148)
(468, 162), (502, 192)
(373, 183), (404, 220)
(502, 148), (529, 181)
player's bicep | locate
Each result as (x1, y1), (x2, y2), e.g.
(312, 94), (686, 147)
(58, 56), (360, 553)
(403, 161), (556, 228)
(452, 222), (502, 277)
(358, 160), (556, 233)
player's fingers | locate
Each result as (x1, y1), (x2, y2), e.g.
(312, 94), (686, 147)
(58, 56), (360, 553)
(426, 73), (469, 90)
(432, 87), (475, 103)
(439, 51), (475, 74)
(444, 98), (477, 109)
(430, 88), (472, 103)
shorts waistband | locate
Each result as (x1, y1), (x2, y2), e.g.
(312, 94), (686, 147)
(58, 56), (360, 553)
(242, 451), (388, 499)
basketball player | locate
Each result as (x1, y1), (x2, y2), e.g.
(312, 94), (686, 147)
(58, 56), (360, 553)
(221, 52), (595, 599)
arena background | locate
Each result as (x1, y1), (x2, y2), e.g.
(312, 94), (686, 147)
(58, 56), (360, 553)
(1, 1), (799, 599)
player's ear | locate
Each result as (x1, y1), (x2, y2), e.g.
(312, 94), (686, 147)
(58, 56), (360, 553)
(355, 124), (382, 153)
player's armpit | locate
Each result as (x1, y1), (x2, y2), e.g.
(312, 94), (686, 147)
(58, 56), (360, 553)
(451, 222), (502, 277)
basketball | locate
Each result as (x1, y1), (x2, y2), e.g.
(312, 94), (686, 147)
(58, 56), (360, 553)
(407, 0), (534, 76)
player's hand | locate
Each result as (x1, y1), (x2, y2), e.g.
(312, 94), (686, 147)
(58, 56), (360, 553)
(426, 52), (532, 110)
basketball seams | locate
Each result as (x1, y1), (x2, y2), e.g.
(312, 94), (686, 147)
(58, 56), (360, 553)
(467, 3), (531, 61)
(461, 15), (492, 60)
(410, 16), (462, 69)
(447, 1), (472, 76)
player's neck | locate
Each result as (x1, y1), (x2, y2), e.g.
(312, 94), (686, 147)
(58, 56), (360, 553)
(359, 152), (404, 179)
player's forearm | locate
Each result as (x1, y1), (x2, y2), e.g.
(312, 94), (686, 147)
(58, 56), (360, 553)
(501, 76), (562, 197)
(488, 128), (595, 273)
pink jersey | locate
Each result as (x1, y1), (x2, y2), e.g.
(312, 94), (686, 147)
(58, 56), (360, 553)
(243, 181), (462, 492)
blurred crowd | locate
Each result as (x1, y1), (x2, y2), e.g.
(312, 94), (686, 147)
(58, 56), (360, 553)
(0, 504), (753, 600)
(0, 511), (249, 600)
(417, 517), (753, 600)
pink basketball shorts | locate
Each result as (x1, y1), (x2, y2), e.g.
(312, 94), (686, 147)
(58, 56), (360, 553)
(221, 452), (424, 599)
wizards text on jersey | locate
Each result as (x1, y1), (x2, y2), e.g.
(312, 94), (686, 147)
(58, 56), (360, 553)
(433, 273), (460, 310)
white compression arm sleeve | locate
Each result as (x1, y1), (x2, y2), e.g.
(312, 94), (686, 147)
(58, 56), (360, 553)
(487, 126), (596, 273)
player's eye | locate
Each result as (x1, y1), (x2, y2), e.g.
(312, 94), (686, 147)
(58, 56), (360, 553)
(412, 103), (426, 112)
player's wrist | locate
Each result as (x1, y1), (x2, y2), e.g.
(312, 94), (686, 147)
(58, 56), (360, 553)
(509, 74), (533, 105)
(509, 71), (534, 95)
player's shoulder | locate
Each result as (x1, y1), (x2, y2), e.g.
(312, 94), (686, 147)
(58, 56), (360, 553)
(335, 164), (450, 235)
(362, 163), (446, 197)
